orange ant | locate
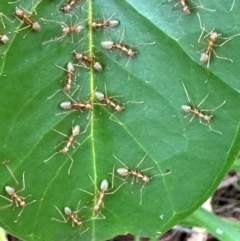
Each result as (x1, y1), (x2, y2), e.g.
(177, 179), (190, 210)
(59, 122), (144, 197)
(44, 118), (92, 174)
(94, 83), (143, 122)
(47, 62), (79, 99)
(159, 0), (215, 15)
(13, 7), (41, 32)
(56, 91), (92, 116)
(197, 13), (240, 68)
(113, 154), (170, 205)
(0, 161), (37, 222)
(181, 81), (226, 135)
(101, 39), (137, 58)
(52, 200), (90, 235)
(91, 14), (119, 29)
(42, 15), (84, 44)
(61, 0), (80, 13)
(73, 51), (103, 72)
(78, 168), (127, 215)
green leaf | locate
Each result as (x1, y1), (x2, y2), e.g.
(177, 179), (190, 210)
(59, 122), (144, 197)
(0, 0), (240, 240)
(181, 207), (240, 241)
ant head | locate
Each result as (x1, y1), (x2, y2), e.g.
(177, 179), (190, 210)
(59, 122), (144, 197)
(182, 6), (190, 15)
(210, 31), (220, 41)
(15, 7), (24, 17)
(85, 103), (92, 110)
(74, 52), (83, 60)
(63, 84), (71, 91)
(20, 200), (26, 207)
(91, 22), (97, 28)
(62, 4), (71, 13)
(115, 105), (124, 112)
(143, 175), (150, 183)
(204, 115), (213, 121)
(128, 49), (137, 58)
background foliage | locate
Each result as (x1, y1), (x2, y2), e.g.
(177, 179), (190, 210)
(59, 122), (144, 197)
(0, 0), (239, 240)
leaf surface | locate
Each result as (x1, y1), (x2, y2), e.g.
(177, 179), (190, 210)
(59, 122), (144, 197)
(0, 0), (240, 240)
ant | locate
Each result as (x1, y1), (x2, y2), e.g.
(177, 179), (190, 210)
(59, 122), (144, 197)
(42, 15), (84, 44)
(57, 91), (92, 116)
(44, 119), (92, 174)
(73, 51), (103, 72)
(101, 39), (137, 58)
(47, 62), (79, 99)
(159, 0), (215, 15)
(113, 154), (170, 205)
(181, 81), (226, 135)
(197, 13), (240, 68)
(78, 168), (126, 215)
(0, 161), (37, 222)
(52, 200), (90, 235)
(94, 83), (143, 122)
(61, 0), (80, 13)
(91, 14), (119, 29)
(14, 7), (41, 32)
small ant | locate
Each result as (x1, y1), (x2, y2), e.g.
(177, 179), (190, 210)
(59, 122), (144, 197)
(181, 81), (226, 135)
(14, 7), (41, 32)
(78, 169), (126, 215)
(52, 200), (90, 235)
(61, 0), (79, 13)
(42, 16), (84, 44)
(44, 119), (92, 174)
(91, 14), (119, 29)
(47, 62), (79, 99)
(73, 51), (103, 72)
(94, 83), (143, 122)
(0, 161), (37, 222)
(113, 154), (170, 205)
(160, 0), (215, 15)
(101, 39), (137, 58)
(197, 13), (240, 68)
(56, 91), (92, 116)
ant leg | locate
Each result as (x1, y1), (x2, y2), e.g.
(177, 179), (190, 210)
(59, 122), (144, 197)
(18, 172), (25, 192)
(197, 94), (209, 108)
(181, 81), (191, 102)
(201, 100), (226, 112)
(67, 153), (74, 175)
(53, 129), (68, 138)
(52, 205), (68, 223)
(80, 115), (93, 135)
(44, 151), (60, 163)
(136, 154), (148, 168)
(211, 49), (233, 63)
